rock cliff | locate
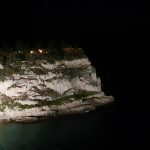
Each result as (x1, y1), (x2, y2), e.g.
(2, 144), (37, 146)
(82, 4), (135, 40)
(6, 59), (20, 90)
(0, 49), (113, 122)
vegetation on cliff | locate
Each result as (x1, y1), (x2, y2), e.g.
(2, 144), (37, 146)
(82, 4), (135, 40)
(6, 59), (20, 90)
(0, 42), (112, 120)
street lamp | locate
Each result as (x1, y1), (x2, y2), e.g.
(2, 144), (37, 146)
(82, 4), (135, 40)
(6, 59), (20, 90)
(38, 49), (43, 53)
(30, 50), (34, 54)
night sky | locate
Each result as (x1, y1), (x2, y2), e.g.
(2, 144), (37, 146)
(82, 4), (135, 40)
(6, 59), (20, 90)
(0, 0), (148, 45)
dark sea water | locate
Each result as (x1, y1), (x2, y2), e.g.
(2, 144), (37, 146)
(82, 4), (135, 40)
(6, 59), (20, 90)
(0, 103), (118, 150)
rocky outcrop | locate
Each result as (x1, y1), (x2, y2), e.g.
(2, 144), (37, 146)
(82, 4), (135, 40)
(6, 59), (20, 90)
(0, 57), (114, 122)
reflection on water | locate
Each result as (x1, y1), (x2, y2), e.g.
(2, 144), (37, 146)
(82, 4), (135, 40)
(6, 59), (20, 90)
(0, 104), (114, 150)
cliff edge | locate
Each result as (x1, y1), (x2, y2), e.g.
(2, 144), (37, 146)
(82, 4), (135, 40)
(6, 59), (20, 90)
(0, 48), (114, 122)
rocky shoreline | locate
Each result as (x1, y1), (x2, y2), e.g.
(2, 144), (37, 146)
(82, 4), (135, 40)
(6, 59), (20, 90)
(0, 95), (114, 123)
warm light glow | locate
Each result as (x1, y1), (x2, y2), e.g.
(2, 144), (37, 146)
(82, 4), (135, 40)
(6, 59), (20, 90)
(38, 49), (43, 53)
(30, 50), (34, 54)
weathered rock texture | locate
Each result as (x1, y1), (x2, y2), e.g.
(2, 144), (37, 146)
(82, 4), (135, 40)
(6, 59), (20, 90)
(0, 55), (113, 122)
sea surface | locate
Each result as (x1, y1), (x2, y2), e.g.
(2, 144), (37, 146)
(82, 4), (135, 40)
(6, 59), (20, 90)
(0, 103), (118, 150)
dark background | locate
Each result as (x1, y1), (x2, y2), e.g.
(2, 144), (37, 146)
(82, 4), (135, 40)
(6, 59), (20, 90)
(0, 0), (148, 149)
(0, 0), (149, 43)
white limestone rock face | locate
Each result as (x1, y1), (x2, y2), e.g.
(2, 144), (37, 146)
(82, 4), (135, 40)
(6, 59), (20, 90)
(0, 57), (114, 122)
(0, 64), (3, 69)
